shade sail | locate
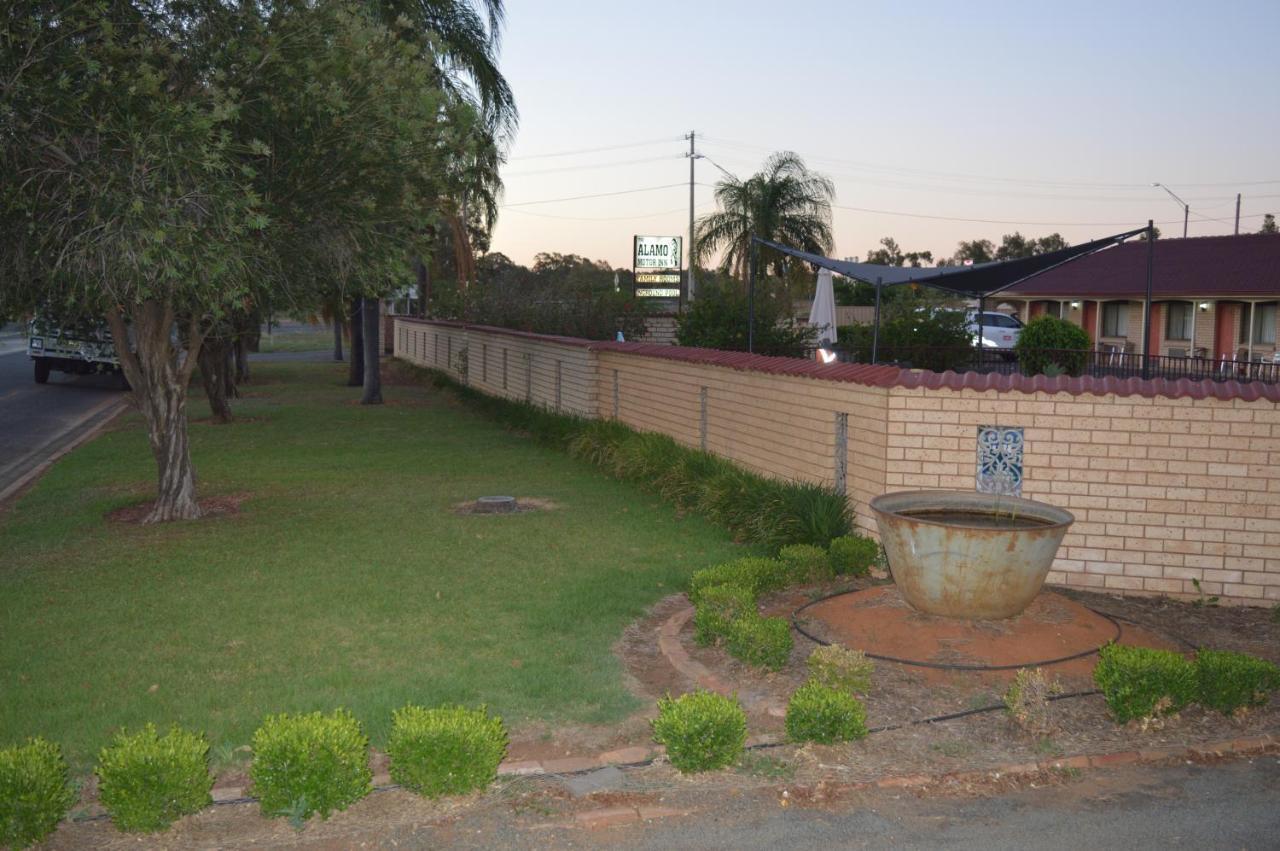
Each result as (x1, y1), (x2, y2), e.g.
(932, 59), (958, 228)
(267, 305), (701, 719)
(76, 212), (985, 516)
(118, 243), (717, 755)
(755, 226), (1149, 298)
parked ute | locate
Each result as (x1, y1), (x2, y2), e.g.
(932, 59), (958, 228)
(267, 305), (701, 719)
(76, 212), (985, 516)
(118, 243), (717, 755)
(27, 313), (126, 385)
(967, 310), (1023, 350)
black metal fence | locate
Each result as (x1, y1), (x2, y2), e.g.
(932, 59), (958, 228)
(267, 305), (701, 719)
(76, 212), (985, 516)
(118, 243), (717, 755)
(816, 345), (1280, 384)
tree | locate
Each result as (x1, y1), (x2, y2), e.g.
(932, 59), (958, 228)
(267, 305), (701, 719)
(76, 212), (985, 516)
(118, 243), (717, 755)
(1261, 214), (1277, 234)
(693, 152), (835, 279)
(947, 239), (996, 265)
(864, 237), (933, 268)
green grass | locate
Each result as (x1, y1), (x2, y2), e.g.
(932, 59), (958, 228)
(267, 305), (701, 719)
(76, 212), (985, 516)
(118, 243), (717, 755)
(257, 328), (334, 352)
(0, 361), (745, 771)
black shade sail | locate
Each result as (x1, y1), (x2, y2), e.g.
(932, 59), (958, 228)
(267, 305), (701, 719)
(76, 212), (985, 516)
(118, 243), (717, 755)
(755, 226), (1149, 298)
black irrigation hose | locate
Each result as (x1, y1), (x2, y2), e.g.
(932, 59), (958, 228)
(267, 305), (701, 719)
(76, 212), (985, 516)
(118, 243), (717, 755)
(791, 588), (1126, 672)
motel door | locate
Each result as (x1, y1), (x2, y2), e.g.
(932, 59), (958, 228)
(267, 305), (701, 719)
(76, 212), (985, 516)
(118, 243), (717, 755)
(1214, 303), (1235, 360)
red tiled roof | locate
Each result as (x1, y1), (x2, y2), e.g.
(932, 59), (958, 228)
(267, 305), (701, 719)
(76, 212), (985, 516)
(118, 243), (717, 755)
(1003, 233), (1280, 299)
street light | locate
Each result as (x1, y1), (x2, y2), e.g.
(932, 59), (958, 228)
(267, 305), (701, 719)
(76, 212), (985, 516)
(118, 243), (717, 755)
(1152, 183), (1189, 238)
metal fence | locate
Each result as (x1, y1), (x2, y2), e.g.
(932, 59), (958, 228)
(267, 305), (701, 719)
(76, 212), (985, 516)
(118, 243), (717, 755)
(819, 345), (1280, 384)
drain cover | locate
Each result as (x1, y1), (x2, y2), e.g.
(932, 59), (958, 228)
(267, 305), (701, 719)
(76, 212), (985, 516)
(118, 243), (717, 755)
(474, 495), (518, 514)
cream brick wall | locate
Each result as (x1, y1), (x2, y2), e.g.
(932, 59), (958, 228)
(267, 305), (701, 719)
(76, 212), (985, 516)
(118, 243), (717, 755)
(394, 319), (1280, 607)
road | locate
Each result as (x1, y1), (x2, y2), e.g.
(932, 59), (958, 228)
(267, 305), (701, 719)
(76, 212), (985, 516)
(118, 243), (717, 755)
(0, 343), (128, 500)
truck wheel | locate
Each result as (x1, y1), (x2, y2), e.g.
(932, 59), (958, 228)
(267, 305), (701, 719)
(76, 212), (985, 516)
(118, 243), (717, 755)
(34, 359), (51, 384)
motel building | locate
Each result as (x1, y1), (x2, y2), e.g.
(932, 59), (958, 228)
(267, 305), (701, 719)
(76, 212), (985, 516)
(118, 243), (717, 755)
(996, 233), (1280, 377)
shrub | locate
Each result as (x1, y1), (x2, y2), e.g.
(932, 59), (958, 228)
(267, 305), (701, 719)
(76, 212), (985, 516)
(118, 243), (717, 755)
(693, 584), (757, 646)
(387, 705), (507, 798)
(250, 710), (372, 821)
(0, 738), (76, 849)
(1003, 668), (1063, 737)
(806, 645), (874, 695)
(785, 681), (868, 744)
(1092, 644), (1197, 723)
(95, 724), (212, 833)
(675, 276), (816, 358)
(1195, 650), (1280, 714)
(778, 544), (834, 584)
(1014, 315), (1091, 377)
(828, 535), (879, 577)
(688, 558), (787, 605)
(651, 691), (747, 774)
(725, 614), (793, 671)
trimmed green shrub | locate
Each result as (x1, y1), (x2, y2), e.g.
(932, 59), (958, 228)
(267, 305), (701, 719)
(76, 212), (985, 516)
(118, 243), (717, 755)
(693, 584), (756, 646)
(250, 710), (372, 821)
(96, 724), (212, 832)
(1093, 644), (1197, 723)
(0, 738), (76, 849)
(806, 645), (874, 695)
(1014, 315), (1091, 377)
(785, 681), (868, 744)
(688, 557), (787, 605)
(387, 705), (507, 798)
(828, 535), (879, 576)
(778, 544), (834, 584)
(1195, 649), (1280, 714)
(725, 614), (793, 671)
(651, 691), (747, 774)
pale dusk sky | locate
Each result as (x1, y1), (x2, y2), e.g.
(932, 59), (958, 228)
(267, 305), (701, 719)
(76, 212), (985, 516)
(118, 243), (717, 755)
(488, 1), (1280, 269)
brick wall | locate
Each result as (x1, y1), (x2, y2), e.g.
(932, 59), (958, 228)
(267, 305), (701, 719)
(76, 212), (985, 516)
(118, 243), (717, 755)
(394, 318), (1280, 606)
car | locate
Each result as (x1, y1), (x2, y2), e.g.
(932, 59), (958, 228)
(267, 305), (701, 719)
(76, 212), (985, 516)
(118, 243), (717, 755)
(27, 312), (128, 387)
(966, 309), (1023, 350)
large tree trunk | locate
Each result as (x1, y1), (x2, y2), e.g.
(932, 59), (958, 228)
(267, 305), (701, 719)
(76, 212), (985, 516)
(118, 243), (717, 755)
(347, 297), (364, 386)
(198, 337), (234, 424)
(333, 318), (344, 361)
(234, 334), (250, 384)
(106, 300), (204, 523)
(360, 296), (382, 405)
(414, 256), (430, 317)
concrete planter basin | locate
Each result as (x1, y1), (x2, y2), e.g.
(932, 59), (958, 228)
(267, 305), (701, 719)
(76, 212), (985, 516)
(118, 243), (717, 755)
(870, 490), (1074, 620)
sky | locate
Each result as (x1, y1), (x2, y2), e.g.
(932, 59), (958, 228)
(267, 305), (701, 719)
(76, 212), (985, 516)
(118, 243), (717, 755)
(487, 0), (1280, 270)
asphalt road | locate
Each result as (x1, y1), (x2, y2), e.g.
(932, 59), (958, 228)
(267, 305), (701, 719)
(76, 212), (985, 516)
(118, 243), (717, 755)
(0, 346), (128, 499)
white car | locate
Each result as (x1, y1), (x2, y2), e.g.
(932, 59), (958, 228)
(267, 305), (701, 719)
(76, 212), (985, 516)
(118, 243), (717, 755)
(967, 310), (1023, 350)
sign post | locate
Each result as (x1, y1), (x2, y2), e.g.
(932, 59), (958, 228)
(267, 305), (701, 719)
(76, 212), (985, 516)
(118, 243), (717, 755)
(633, 236), (683, 300)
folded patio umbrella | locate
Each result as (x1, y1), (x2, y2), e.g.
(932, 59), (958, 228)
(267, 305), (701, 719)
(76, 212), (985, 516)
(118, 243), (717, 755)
(807, 268), (838, 348)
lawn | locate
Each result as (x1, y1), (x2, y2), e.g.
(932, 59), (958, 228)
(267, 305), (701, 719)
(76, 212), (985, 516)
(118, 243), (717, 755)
(0, 361), (745, 769)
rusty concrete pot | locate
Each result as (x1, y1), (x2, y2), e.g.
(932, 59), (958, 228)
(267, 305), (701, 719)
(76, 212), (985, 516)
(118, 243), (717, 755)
(870, 490), (1074, 620)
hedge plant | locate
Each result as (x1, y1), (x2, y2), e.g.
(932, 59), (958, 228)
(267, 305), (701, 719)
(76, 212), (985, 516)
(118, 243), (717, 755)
(0, 738), (76, 849)
(806, 645), (874, 695)
(1014, 315), (1091, 377)
(725, 614), (793, 671)
(250, 710), (372, 822)
(95, 724), (212, 832)
(1093, 644), (1197, 722)
(652, 691), (747, 774)
(688, 557), (787, 605)
(778, 544), (834, 584)
(387, 705), (507, 798)
(785, 681), (869, 744)
(1195, 649), (1280, 714)
(693, 584), (756, 646)
(828, 535), (879, 576)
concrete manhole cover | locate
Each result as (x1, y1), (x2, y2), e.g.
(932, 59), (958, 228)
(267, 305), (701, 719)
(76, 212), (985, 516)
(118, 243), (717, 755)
(452, 496), (559, 516)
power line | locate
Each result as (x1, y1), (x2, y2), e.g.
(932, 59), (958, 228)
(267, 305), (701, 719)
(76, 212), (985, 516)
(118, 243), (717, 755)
(506, 137), (682, 161)
(503, 155), (682, 178)
(828, 202), (1269, 228)
(504, 201), (715, 222)
(501, 183), (687, 208)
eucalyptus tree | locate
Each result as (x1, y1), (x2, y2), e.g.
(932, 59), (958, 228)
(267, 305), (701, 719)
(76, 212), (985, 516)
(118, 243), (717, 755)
(693, 152), (835, 279)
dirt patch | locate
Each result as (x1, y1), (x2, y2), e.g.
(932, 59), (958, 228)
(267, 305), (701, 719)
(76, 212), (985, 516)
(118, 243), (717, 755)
(452, 497), (560, 516)
(105, 492), (252, 525)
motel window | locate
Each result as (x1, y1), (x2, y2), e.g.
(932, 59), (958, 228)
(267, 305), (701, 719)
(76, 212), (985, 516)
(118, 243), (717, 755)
(1039, 301), (1061, 319)
(1165, 302), (1193, 341)
(1245, 302), (1278, 345)
(1101, 302), (1127, 337)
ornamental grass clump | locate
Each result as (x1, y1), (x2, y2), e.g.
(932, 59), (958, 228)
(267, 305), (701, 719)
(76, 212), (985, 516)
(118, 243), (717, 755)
(652, 691), (747, 774)
(693, 583), (756, 646)
(0, 738), (76, 849)
(387, 705), (507, 798)
(778, 544), (834, 584)
(806, 645), (874, 695)
(95, 724), (212, 832)
(827, 535), (879, 576)
(250, 710), (371, 822)
(1003, 667), (1063, 737)
(1093, 644), (1197, 723)
(785, 681), (868, 744)
(1195, 649), (1280, 714)
(725, 613), (793, 671)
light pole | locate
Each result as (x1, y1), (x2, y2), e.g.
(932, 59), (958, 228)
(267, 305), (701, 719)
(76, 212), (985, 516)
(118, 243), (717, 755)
(1152, 183), (1189, 238)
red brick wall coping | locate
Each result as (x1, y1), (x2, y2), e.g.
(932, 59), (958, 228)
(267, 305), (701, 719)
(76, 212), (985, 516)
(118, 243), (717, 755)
(401, 319), (1280, 403)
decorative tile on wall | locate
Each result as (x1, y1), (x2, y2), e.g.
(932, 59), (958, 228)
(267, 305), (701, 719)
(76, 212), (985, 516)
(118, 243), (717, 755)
(977, 426), (1024, 496)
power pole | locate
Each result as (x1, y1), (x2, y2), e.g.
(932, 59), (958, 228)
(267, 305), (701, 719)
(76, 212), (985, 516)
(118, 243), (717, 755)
(685, 131), (697, 304)
(1235, 193), (1241, 235)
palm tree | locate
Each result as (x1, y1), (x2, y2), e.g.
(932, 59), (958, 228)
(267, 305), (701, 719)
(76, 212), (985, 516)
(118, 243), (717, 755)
(694, 151), (835, 279)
